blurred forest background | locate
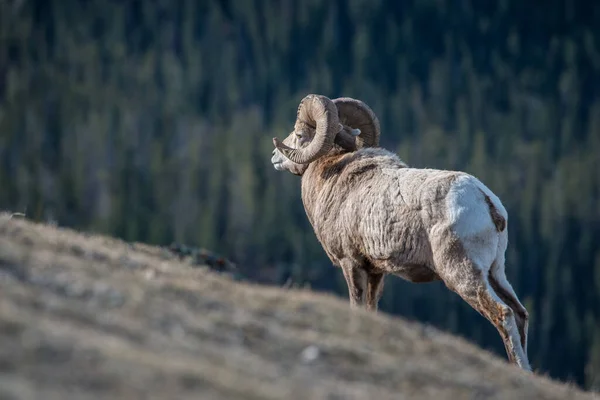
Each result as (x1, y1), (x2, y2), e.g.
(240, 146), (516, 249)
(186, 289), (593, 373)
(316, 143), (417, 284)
(1, 0), (599, 391)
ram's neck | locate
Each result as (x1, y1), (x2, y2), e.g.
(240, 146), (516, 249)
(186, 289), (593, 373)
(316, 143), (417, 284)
(300, 152), (348, 227)
(299, 147), (409, 225)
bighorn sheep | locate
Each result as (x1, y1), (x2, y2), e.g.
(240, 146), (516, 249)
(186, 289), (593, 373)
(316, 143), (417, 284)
(270, 94), (531, 370)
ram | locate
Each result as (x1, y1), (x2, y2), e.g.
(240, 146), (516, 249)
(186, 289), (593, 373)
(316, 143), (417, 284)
(270, 94), (531, 370)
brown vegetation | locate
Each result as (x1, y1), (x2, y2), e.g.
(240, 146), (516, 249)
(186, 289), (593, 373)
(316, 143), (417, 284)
(0, 214), (596, 400)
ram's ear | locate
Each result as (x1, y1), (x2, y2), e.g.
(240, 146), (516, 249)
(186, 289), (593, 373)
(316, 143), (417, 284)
(334, 128), (358, 151)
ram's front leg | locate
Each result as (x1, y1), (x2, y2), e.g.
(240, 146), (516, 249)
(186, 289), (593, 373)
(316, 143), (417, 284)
(365, 272), (385, 312)
(340, 260), (367, 309)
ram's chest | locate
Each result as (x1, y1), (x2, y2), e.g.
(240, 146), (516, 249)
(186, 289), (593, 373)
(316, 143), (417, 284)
(300, 179), (350, 258)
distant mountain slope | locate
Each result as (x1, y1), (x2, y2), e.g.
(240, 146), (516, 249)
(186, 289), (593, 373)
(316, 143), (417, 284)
(0, 214), (595, 400)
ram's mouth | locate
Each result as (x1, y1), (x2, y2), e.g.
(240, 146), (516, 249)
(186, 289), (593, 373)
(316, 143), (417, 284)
(271, 156), (283, 170)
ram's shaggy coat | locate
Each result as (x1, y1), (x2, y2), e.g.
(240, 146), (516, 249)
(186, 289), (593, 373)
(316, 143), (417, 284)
(271, 94), (531, 371)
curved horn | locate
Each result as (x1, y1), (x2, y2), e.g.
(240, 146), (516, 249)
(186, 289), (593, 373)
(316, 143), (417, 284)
(333, 97), (380, 149)
(273, 94), (340, 164)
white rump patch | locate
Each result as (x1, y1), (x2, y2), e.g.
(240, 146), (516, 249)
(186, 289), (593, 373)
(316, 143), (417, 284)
(445, 175), (501, 269)
(446, 175), (497, 236)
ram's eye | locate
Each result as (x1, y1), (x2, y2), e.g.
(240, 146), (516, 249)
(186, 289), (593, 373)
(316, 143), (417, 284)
(295, 133), (303, 139)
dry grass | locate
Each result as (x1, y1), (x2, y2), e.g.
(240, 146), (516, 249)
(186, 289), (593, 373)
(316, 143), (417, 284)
(0, 213), (597, 400)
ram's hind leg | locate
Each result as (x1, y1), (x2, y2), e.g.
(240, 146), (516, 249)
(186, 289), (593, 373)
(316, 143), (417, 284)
(475, 281), (530, 369)
(438, 259), (531, 371)
(489, 265), (529, 355)
(489, 233), (530, 355)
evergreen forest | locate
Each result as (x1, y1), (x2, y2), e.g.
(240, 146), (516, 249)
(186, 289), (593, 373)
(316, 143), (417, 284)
(1, 0), (599, 390)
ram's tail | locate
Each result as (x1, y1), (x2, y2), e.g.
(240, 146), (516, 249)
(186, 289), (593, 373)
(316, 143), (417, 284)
(480, 189), (506, 232)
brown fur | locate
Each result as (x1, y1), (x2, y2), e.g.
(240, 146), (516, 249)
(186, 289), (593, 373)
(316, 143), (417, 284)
(302, 149), (456, 277)
(482, 190), (507, 232)
(288, 147), (530, 369)
(272, 97), (530, 369)
(489, 273), (529, 350)
(477, 284), (517, 364)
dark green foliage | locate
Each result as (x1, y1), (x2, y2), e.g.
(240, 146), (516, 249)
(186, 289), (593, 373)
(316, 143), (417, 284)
(0, 0), (598, 390)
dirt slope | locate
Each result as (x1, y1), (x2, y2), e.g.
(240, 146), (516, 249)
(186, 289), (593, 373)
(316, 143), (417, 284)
(0, 214), (596, 400)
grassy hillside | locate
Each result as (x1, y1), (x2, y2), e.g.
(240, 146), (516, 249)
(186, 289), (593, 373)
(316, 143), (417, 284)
(0, 213), (596, 400)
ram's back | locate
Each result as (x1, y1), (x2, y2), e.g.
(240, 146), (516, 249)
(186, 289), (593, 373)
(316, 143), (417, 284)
(349, 166), (465, 262)
(303, 148), (468, 263)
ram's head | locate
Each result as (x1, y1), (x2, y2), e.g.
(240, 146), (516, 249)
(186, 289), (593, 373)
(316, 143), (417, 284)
(271, 94), (380, 175)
